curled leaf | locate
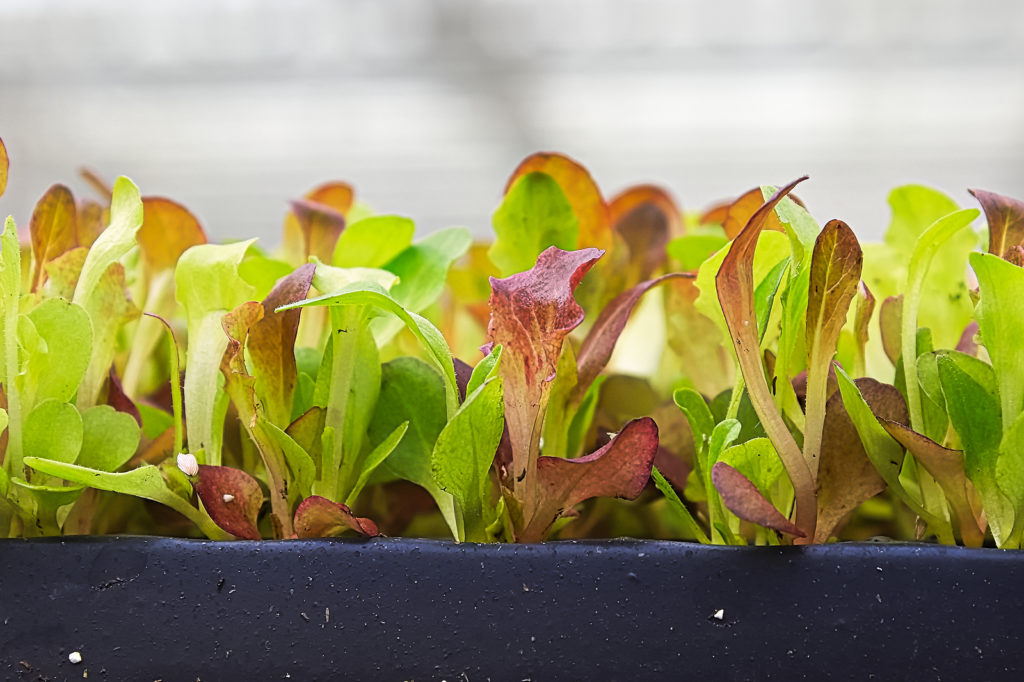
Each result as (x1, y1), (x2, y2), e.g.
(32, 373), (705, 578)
(195, 465), (264, 540)
(879, 419), (984, 547)
(521, 417), (660, 542)
(293, 495), (379, 538)
(487, 245), (603, 491)
(290, 199), (346, 264)
(249, 263), (316, 426)
(711, 462), (806, 538)
(969, 188), (1024, 259)
(608, 185), (679, 279)
(715, 176), (815, 540)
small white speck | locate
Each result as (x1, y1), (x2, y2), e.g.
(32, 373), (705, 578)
(875, 594), (882, 603)
(712, 609), (725, 621)
(325, 607), (330, 623)
(176, 453), (199, 477)
(742, 320), (750, 327)
(876, 566), (883, 572)
(69, 651), (82, 664)
(638, 552), (646, 558)
(222, 494), (235, 503)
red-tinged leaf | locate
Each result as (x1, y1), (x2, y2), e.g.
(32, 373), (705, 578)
(43, 246), (88, 299)
(715, 176), (816, 541)
(815, 379), (908, 542)
(698, 198), (730, 226)
(879, 419), (985, 547)
(505, 152), (611, 252)
(608, 185), (680, 279)
(956, 321), (979, 356)
(879, 295), (903, 366)
(76, 199), (107, 248)
(721, 187), (791, 239)
(487, 246), (603, 491)
(137, 197), (207, 272)
(249, 263), (316, 426)
(575, 272), (691, 401)
(803, 220), (863, 478)
(222, 301), (265, 377)
(520, 417), (659, 542)
(0, 135), (8, 198)
(195, 464), (264, 540)
(293, 495), (379, 538)
(29, 184), (78, 291)
(851, 281), (876, 376)
(653, 445), (691, 492)
(969, 188), (1024, 259)
(711, 462), (807, 538)
(290, 199), (346, 263)
(107, 367), (142, 426)
(281, 182), (354, 265)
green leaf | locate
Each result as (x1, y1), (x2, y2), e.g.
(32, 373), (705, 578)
(260, 419), (316, 499)
(385, 227), (472, 315)
(719, 437), (787, 500)
(714, 178), (816, 541)
(346, 421), (408, 506)
(23, 399), (83, 465)
(333, 215), (415, 268)
(1, 216), (23, 477)
(23, 458), (228, 539)
(279, 283), (459, 419)
(970, 251), (1024, 426)
(76, 262), (138, 409)
(369, 356), (459, 539)
(936, 351), (1012, 545)
(174, 239), (257, 463)
(21, 298), (93, 407)
(77, 405), (141, 472)
(666, 233), (728, 271)
(489, 172), (579, 276)
(651, 466), (709, 543)
(901, 208), (979, 432)
(432, 373), (505, 542)
(72, 176), (144, 309)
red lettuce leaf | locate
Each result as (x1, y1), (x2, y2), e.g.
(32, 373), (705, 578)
(711, 462), (807, 538)
(137, 197), (207, 272)
(293, 495), (379, 538)
(486, 246), (603, 489)
(969, 188), (1024, 259)
(519, 417), (659, 542)
(29, 183), (78, 292)
(249, 263), (316, 426)
(195, 464), (264, 540)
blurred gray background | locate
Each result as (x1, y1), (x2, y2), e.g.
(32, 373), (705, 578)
(1, 0), (1022, 244)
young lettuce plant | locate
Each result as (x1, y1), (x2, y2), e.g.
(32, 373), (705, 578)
(485, 246), (660, 542)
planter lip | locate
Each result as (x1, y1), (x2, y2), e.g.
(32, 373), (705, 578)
(4, 533), (1024, 680)
(2, 533), (1020, 559)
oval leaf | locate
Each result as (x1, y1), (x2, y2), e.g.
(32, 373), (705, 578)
(711, 462), (806, 538)
(293, 495), (379, 538)
(195, 464), (264, 540)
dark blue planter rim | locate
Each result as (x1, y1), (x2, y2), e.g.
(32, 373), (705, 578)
(2, 537), (1021, 680)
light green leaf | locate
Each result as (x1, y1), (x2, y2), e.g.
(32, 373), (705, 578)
(333, 215), (416, 268)
(20, 298), (92, 407)
(280, 283), (459, 419)
(175, 239), (257, 463)
(970, 251), (1024, 426)
(489, 172), (579, 276)
(77, 405), (141, 472)
(901, 208), (980, 432)
(386, 227), (471, 314)
(23, 399), (83, 465)
(260, 419), (316, 499)
(431, 374), (504, 542)
(936, 350), (1012, 545)
(652, 466), (709, 543)
(23, 458), (229, 540)
(719, 437), (787, 499)
(73, 176), (143, 308)
(346, 421), (408, 506)
(369, 356), (459, 539)
(666, 232), (728, 271)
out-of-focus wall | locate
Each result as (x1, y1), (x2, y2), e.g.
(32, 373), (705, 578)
(1, 0), (1022, 243)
